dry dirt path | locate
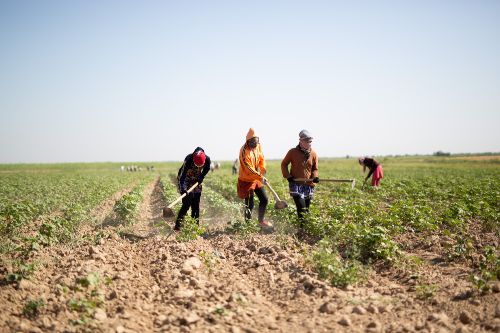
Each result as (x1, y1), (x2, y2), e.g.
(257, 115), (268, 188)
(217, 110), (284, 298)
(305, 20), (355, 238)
(1, 177), (499, 333)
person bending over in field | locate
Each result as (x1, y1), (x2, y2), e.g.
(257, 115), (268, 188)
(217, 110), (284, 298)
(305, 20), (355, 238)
(359, 156), (383, 187)
(237, 128), (272, 228)
(175, 147), (211, 231)
(281, 130), (319, 231)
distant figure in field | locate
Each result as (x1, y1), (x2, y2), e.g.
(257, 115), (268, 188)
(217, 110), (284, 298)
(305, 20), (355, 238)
(359, 157), (384, 187)
(281, 129), (319, 230)
(232, 159), (238, 175)
(237, 128), (271, 228)
(175, 147), (211, 231)
(210, 161), (221, 172)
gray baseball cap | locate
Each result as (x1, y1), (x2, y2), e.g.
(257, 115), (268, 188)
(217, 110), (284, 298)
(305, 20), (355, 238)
(299, 129), (313, 140)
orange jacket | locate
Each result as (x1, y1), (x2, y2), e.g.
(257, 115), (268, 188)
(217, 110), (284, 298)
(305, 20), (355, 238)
(238, 143), (266, 183)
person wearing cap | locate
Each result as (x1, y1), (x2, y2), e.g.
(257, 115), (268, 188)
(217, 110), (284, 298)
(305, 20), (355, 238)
(358, 157), (383, 187)
(281, 130), (319, 229)
(174, 147), (211, 231)
(237, 128), (271, 228)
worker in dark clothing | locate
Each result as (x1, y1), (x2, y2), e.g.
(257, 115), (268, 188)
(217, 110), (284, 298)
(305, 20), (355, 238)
(175, 147), (211, 230)
(359, 157), (384, 187)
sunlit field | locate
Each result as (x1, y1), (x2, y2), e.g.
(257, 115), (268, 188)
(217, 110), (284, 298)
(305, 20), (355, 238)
(1, 156), (498, 332)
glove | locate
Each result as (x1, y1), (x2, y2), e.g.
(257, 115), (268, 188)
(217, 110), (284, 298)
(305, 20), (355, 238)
(197, 176), (204, 185)
(312, 177), (320, 183)
(180, 189), (187, 195)
(287, 176), (294, 183)
(261, 177), (268, 185)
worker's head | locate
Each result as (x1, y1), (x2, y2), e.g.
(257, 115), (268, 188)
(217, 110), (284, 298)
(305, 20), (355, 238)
(193, 151), (206, 167)
(247, 137), (259, 149)
(358, 157), (365, 165)
(299, 129), (313, 150)
(246, 128), (259, 148)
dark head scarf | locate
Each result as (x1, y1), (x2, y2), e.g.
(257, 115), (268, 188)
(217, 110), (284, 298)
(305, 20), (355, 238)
(297, 144), (311, 160)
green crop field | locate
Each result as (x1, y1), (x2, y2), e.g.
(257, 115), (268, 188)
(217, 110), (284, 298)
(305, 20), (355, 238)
(0, 157), (499, 332)
(1, 158), (499, 272)
(204, 157), (499, 284)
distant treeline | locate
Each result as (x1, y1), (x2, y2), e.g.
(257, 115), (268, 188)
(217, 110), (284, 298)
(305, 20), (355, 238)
(327, 152), (500, 159)
(432, 151), (500, 157)
(371, 152), (500, 158)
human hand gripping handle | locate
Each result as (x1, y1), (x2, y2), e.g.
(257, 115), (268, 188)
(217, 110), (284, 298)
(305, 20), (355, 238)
(179, 182), (199, 198)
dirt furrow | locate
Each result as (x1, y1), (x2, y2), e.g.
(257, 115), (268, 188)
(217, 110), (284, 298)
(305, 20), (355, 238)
(0, 180), (148, 332)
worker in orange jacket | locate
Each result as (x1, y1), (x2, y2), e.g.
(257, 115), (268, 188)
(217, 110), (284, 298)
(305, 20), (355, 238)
(237, 128), (272, 228)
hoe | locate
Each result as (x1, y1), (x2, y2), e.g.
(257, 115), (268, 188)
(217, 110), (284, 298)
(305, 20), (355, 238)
(162, 182), (199, 218)
(293, 178), (356, 189)
(265, 181), (288, 209)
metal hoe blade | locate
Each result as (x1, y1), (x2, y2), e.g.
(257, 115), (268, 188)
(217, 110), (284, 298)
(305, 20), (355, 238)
(162, 207), (175, 218)
(265, 181), (288, 210)
(274, 200), (288, 209)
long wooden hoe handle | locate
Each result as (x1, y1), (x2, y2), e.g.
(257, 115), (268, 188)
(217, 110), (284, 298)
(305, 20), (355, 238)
(167, 182), (199, 208)
(265, 182), (282, 201)
(293, 178), (355, 183)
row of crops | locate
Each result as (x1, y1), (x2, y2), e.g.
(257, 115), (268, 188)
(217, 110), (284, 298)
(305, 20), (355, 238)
(177, 158), (499, 242)
(202, 157), (500, 289)
(205, 158), (499, 236)
(0, 163), (156, 257)
(1, 157), (498, 290)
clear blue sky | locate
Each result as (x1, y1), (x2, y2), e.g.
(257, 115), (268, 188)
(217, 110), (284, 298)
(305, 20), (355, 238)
(1, 0), (499, 163)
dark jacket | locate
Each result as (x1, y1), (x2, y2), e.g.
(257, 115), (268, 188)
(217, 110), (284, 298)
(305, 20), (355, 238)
(177, 147), (211, 193)
(363, 157), (379, 179)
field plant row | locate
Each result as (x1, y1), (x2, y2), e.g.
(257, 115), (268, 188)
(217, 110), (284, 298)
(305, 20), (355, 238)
(112, 175), (155, 225)
(202, 185), (243, 217)
(0, 165), (155, 286)
(0, 171), (143, 243)
(203, 172), (240, 202)
(159, 173), (180, 204)
(202, 186), (262, 236)
(0, 171), (143, 231)
(198, 158), (499, 288)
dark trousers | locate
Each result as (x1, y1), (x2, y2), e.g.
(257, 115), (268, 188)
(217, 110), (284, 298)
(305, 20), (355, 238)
(175, 192), (201, 229)
(292, 195), (311, 227)
(244, 187), (268, 222)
